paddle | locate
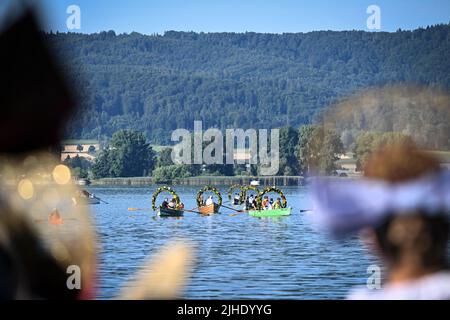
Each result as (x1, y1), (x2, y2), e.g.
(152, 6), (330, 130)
(93, 195), (109, 204)
(222, 200), (235, 205)
(183, 209), (202, 214)
(299, 209), (312, 213)
(128, 207), (152, 211)
(128, 207), (203, 214)
(220, 204), (244, 212)
(228, 209), (252, 216)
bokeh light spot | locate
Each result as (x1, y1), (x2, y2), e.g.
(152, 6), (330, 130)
(17, 179), (34, 200)
(52, 165), (71, 185)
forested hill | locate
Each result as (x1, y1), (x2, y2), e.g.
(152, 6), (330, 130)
(48, 25), (450, 144)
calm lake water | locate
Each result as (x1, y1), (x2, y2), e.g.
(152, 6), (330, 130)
(88, 185), (378, 299)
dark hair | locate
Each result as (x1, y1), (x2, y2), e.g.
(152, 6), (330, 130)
(375, 212), (449, 270)
(365, 144), (448, 270)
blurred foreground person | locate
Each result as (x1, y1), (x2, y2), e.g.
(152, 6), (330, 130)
(0, 8), (194, 300)
(312, 145), (450, 299)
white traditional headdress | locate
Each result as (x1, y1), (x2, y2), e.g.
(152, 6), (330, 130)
(310, 171), (450, 237)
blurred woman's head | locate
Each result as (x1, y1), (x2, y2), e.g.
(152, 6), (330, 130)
(363, 144), (449, 280)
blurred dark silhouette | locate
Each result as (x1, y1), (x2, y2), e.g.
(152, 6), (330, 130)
(0, 9), (76, 153)
(0, 8), (81, 299)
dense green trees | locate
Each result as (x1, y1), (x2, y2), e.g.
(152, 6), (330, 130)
(91, 149), (111, 178)
(279, 126), (300, 175)
(152, 164), (198, 183)
(58, 24), (449, 179)
(92, 130), (156, 178)
(88, 124), (346, 179)
(63, 155), (92, 179)
(48, 25), (450, 144)
(156, 148), (174, 167)
(75, 127), (420, 179)
(297, 125), (344, 175)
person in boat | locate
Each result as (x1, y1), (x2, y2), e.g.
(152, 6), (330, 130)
(81, 189), (90, 198)
(233, 193), (240, 205)
(261, 196), (269, 209)
(48, 208), (63, 225)
(312, 144), (450, 300)
(268, 198), (274, 210)
(176, 202), (185, 210)
(161, 198), (169, 209)
(251, 197), (258, 210)
(205, 196), (214, 206)
(167, 198), (176, 209)
(199, 195), (205, 206)
(245, 196), (250, 210)
(273, 198), (281, 209)
(248, 194), (255, 209)
(72, 189), (92, 205)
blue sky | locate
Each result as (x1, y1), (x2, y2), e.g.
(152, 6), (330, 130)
(7, 0), (450, 34)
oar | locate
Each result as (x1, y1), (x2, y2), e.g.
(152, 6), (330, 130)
(179, 205), (203, 214)
(93, 195), (109, 204)
(183, 209), (202, 214)
(128, 207), (153, 211)
(299, 209), (312, 213)
(220, 204), (244, 212)
(229, 209), (252, 216)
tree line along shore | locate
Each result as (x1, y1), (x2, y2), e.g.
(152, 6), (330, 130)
(89, 175), (306, 187)
(63, 125), (449, 185)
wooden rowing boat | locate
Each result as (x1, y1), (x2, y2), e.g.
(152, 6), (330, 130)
(198, 203), (219, 215)
(249, 207), (292, 217)
(157, 207), (184, 217)
(73, 195), (100, 205)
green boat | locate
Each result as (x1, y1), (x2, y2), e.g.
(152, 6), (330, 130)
(249, 207), (292, 217)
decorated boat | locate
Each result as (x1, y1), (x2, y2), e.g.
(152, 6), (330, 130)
(239, 185), (260, 204)
(228, 184), (244, 205)
(197, 186), (222, 215)
(152, 186), (184, 217)
(248, 186), (292, 218)
(249, 207), (292, 217)
(198, 203), (220, 215)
